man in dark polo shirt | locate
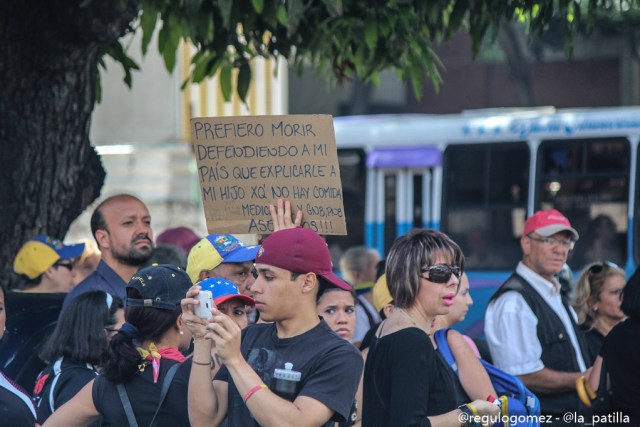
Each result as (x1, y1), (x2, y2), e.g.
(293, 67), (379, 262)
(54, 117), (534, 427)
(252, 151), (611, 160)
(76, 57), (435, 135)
(63, 194), (154, 310)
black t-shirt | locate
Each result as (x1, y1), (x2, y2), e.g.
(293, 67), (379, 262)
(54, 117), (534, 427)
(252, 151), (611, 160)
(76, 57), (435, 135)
(362, 327), (457, 427)
(599, 317), (640, 418)
(581, 325), (605, 365)
(92, 358), (192, 427)
(0, 371), (36, 427)
(216, 320), (363, 427)
(34, 357), (98, 425)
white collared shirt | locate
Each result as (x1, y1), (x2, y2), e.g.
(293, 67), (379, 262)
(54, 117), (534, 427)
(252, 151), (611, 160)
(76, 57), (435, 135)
(485, 262), (587, 375)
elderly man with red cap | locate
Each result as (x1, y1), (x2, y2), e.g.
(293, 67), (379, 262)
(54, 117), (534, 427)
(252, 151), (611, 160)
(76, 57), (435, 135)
(485, 209), (589, 425)
(183, 226), (362, 427)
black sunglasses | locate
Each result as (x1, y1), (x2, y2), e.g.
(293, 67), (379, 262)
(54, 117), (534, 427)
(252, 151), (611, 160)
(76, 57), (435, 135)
(420, 264), (461, 284)
(54, 262), (73, 271)
(587, 261), (618, 276)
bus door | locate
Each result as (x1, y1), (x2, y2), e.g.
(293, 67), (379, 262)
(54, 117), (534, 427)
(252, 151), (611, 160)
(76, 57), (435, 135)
(441, 141), (530, 337)
(365, 146), (442, 255)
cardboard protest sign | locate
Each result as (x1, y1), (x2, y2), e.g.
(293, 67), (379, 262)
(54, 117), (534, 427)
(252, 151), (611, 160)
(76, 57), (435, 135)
(191, 115), (347, 235)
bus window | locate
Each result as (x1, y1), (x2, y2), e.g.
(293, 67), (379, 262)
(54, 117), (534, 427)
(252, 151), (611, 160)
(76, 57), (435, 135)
(442, 142), (529, 270)
(325, 149), (366, 268)
(537, 138), (629, 271)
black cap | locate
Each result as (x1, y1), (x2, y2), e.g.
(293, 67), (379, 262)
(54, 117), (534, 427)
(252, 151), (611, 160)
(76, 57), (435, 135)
(126, 264), (191, 310)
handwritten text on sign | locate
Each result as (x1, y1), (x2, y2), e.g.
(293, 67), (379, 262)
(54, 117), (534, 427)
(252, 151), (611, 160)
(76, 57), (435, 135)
(191, 115), (347, 235)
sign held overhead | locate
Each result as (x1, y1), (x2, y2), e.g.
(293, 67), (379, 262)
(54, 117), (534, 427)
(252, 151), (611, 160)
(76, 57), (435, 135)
(191, 115), (347, 235)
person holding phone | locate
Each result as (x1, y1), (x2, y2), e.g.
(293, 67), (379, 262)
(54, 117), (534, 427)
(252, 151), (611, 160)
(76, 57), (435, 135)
(42, 265), (193, 427)
(195, 277), (255, 377)
(183, 227), (363, 427)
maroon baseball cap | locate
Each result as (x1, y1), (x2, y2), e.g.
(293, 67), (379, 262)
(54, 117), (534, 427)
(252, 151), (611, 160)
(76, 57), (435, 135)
(255, 227), (351, 291)
(156, 227), (201, 255)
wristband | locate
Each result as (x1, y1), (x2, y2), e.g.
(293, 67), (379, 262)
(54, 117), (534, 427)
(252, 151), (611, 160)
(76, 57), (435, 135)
(243, 383), (267, 404)
(458, 404), (479, 427)
(192, 359), (212, 366)
(465, 403), (481, 427)
(487, 395), (501, 408)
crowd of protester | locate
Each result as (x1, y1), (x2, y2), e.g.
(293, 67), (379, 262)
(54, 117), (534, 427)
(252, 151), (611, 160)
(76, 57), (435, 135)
(0, 194), (638, 427)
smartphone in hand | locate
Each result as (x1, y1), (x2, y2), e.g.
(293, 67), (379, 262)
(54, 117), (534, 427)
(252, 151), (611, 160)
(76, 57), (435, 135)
(195, 290), (215, 319)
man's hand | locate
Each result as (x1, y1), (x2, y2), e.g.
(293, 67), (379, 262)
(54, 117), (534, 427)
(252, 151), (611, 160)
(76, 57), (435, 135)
(270, 198), (302, 232)
(181, 285), (210, 340)
(206, 307), (243, 366)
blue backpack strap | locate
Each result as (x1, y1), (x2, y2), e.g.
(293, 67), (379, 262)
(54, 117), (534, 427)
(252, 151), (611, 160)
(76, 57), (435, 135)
(434, 329), (458, 374)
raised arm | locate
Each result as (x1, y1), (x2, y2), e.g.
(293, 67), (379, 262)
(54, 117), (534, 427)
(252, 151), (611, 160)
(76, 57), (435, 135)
(269, 198), (302, 232)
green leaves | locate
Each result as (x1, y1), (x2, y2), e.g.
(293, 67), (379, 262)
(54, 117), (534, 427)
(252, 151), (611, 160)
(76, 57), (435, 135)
(364, 19), (377, 51)
(140, 7), (158, 55)
(251, 0), (264, 13)
(157, 15), (182, 72)
(98, 0), (636, 103)
(237, 61), (252, 102)
(219, 63), (232, 101)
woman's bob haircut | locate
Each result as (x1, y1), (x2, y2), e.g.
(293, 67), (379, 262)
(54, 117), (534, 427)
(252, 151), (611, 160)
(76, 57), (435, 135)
(386, 228), (464, 309)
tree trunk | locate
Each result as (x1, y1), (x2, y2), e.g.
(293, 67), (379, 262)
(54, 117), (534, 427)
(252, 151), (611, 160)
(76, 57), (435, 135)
(0, 0), (139, 289)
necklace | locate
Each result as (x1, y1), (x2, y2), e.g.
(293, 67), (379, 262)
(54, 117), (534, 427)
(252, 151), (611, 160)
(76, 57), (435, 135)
(397, 308), (431, 336)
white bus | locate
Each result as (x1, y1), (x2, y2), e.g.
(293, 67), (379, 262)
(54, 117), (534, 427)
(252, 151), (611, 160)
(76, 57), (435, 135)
(329, 106), (640, 337)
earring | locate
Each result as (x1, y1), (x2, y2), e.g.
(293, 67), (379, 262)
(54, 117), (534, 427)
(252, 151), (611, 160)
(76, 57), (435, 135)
(179, 330), (184, 335)
(592, 306), (598, 312)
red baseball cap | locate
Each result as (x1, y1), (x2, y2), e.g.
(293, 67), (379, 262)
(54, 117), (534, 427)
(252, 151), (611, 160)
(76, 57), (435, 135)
(523, 209), (579, 241)
(255, 227), (351, 291)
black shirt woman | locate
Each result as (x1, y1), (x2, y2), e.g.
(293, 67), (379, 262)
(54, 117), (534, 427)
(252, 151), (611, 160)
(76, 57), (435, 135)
(43, 264), (193, 427)
(587, 266), (640, 425)
(362, 229), (499, 427)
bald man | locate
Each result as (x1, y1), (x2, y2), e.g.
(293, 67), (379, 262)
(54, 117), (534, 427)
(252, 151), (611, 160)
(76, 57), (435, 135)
(62, 194), (154, 310)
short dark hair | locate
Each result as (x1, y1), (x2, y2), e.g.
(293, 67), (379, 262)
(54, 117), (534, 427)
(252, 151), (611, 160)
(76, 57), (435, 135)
(90, 202), (109, 243)
(291, 272), (328, 299)
(386, 228), (464, 309)
(90, 194), (142, 246)
(40, 291), (123, 366)
(316, 286), (356, 305)
(23, 275), (43, 288)
(621, 266), (640, 320)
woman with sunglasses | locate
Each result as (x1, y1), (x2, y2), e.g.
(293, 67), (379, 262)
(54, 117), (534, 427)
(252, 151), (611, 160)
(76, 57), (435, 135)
(33, 290), (123, 426)
(362, 229), (499, 427)
(572, 262), (626, 364)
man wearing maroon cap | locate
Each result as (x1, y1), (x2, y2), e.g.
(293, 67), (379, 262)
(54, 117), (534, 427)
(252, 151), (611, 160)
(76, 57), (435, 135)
(184, 227), (363, 427)
(485, 209), (589, 424)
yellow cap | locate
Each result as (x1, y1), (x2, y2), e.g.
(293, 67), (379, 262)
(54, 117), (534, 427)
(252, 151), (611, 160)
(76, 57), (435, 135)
(186, 234), (259, 284)
(372, 275), (393, 313)
(14, 236), (84, 279)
